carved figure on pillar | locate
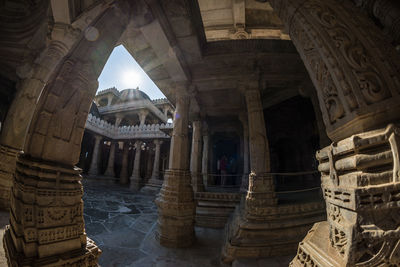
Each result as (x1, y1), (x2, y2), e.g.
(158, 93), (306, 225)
(155, 82), (196, 248)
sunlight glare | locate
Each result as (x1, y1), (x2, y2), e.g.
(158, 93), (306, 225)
(121, 70), (141, 88)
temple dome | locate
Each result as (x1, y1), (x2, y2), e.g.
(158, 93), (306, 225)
(119, 88), (150, 102)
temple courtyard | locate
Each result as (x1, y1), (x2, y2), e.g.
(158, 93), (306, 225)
(0, 179), (292, 266)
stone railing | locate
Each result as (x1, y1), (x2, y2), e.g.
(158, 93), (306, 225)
(151, 98), (170, 105)
(96, 87), (120, 96)
(98, 99), (167, 122)
(85, 114), (172, 139)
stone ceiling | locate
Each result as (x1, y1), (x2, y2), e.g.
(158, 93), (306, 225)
(197, 0), (289, 41)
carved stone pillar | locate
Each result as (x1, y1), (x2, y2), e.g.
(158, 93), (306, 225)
(148, 139), (163, 185)
(88, 135), (102, 176)
(222, 84), (278, 262)
(0, 24), (80, 211)
(2, 1), (132, 265)
(238, 113), (249, 192)
(190, 120), (204, 192)
(145, 148), (154, 180)
(201, 128), (209, 188)
(130, 140), (143, 190)
(267, 0), (400, 265)
(155, 83), (195, 248)
(0, 145), (19, 210)
(104, 141), (116, 177)
(138, 110), (149, 126)
(115, 114), (123, 128)
(120, 142), (130, 185)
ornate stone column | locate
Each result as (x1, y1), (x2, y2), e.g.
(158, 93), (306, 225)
(0, 24), (80, 210)
(267, 0), (400, 265)
(104, 141), (116, 177)
(145, 147), (154, 180)
(222, 83), (278, 262)
(88, 135), (102, 176)
(155, 83), (195, 248)
(148, 139), (163, 185)
(190, 120), (204, 192)
(138, 110), (149, 126)
(201, 126), (209, 188)
(130, 140), (143, 190)
(2, 1), (132, 265)
(120, 142), (130, 185)
(238, 113), (249, 192)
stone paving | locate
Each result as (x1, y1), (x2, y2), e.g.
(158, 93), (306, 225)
(0, 179), (293, 266)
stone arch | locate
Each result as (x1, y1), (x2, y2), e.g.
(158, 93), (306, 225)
(3, 1), (133, 265)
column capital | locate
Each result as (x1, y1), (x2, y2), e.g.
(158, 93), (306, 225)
(153, 139), (163, 146)
(134, 140), (143, 149)
(93, 135), (103, 141)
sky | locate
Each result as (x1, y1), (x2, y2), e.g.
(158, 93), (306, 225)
(97, 45), (166, 99)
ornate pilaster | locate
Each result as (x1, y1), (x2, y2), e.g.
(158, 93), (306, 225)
(222, 84), (278, 262)
(87, 135), (102, 176)
(238, 113), (249, 192)
(155, 83), (195, 248)
(104, 141), (116, 177)
(120, 142), (130, 185)
(190, 120), (204, 192)
(130, 140), (143, 190)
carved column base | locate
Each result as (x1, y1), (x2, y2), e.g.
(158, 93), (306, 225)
(4, 153), (100, 266)
(129, 174), (141, 191)
(290, 124), (400, 266)
(221, 200), (326, 263)
(191, 172), (204, 192)
(155, 170), (195, 248)
(140, 178), (163, 194)
(3, 229), (101, 267)
(0, 145), (19, 210)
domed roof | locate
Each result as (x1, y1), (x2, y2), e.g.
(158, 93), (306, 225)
(119, 88), (150, 102)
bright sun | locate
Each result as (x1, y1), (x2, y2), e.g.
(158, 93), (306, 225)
(121, 70), (141, 88)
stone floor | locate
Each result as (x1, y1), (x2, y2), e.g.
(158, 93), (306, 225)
(0, 179), (294, 266)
